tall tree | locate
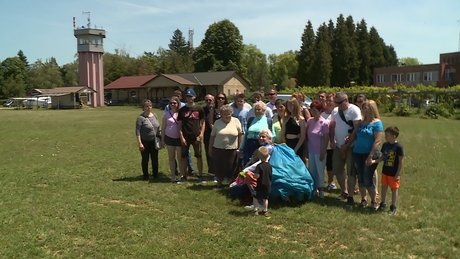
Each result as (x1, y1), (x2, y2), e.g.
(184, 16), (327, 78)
(331, 14), (359, 87)
(60, 61), (79, 86)
(103, 49), (136, 85)
(355, 19), (371, 85)
(28, 58), (64, 90)
(167, 29), (194, 73)
(240, 44), (270, 90)
(296, 20), (315, 86)
(368, 26), (386, 84)
(194, 19), (243, 72)
(269, 51), (298, 90)
(310, 23), (333, 86)
(384, 44), (398, 67)
(1, 57), (28, 96)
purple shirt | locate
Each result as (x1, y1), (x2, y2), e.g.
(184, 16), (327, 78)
(306, 117), (329, 154)
(163, 110), (180, 139)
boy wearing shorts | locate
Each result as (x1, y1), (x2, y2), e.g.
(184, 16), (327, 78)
(371, 126), (404, 215)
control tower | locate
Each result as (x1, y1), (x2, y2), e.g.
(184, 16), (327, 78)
(73, 13), (105, 107)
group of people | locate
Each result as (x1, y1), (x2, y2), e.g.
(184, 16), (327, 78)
(135, 88), (405, 215)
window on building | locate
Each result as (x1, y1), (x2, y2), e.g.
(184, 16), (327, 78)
(391, 74), (404, 82)
(445, 68), (456, 80)
(377, 74), (384, 83)
(406, 73), (420, 82)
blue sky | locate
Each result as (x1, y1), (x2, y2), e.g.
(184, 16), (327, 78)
(1, 0), (460, 66)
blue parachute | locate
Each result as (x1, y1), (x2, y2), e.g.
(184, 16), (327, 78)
(269, 144), (315, 201)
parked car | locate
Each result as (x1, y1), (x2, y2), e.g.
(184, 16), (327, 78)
(104, 98), (112, 105)
(160, 98), (170, 110)
(3, 100), (19, 107)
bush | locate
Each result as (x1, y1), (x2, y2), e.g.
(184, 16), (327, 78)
(425, 103), (452, 119)
(394, 104), (411, 117)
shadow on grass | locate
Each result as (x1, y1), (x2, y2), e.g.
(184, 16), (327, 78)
(112, 172), (173, 184)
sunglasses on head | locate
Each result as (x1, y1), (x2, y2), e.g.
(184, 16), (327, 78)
(335, 99), (346, 105)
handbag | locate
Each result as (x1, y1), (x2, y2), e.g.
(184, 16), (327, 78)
(145, 114), (164, 150)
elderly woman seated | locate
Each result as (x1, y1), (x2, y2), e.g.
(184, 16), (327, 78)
(230, 129), (315, 204)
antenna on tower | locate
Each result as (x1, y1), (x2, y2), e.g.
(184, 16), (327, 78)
(83, 11), (91, 28)
(188, 28), (194, 48)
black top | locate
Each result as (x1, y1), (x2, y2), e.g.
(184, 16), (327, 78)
(381, 142), (404, 176)
(178, 105), (205, 142)
(203, 106), (213, 133)
(255, 161), (272, 194)
(284, 116), (301, 135)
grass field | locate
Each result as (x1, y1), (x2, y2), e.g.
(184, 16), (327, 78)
(1, 106), (459, 258)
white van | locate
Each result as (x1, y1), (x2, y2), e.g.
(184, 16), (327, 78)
(23, 97), (52, 107)
(277, 94), (312, 108)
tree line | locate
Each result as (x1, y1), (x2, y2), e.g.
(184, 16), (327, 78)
(0, 14), (401, 99)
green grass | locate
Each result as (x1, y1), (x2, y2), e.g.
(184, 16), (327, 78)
(1, 107), (459, 258)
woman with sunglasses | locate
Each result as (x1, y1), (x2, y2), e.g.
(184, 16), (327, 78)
(161, 96), (182, 182)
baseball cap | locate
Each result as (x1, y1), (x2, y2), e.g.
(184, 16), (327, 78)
(185, 88), (196, 97)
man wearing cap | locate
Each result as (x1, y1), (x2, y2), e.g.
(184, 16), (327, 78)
(163, 90), (196, 176)
(177, 88), (206, 184)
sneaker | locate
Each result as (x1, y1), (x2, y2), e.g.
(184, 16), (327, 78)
(346, 197), (354, 207)
(378, 202), (387, 211)
(359, 199), (368, 207)
(327, 183), (336, 191)
(388, 205), (397, 215)
(260, 211), (270, 217)
(319, 190), (325, 199)
(213, 176), (218, 183)
(252, 210), (259, 216)
(198, 176), (206, 184)
(370, 201), (379, 210)
(244, 203), (263, 210)
(337, 193), (348, 201)
(176, 177), (187, 184)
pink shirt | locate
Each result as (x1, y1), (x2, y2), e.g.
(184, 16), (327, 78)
(306, 117), (329, 154)
(163, 111), (180, 139)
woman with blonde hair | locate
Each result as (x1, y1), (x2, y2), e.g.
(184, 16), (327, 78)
(352, 99), (383, 209)
(281, 98), (306, 158)
(161, 96), (182, 182)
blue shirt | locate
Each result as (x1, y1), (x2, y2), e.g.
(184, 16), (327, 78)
(353, 120), (383, 154)
(232, 104), (249, 134)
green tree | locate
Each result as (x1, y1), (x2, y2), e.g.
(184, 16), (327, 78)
(133, 52), (158, 75)
(310, 23), (333, 86)
(103, 49), (135, 85)
(296, 20), (315, 86)
(1, 56), (28, 96)
(167, 29), (194, 73)
(355, 19), (371, 85)
(331, 14), (359, 87)
(398, 57), (421, 66)
(2, 74), (25, 97)
(269, 51), (298, 90)
(240, 44), (270, 90)
(28, 58), (64, 90)
(60, 61), (79, 86)
(194, 19), (244, 72)
(385, 45), (398, 67)
(368, 26), (386, 84)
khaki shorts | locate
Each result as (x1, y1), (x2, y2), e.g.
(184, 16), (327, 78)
(332, 147), (356, 177)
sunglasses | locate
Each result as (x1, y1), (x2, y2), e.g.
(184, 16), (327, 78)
(218, 97), (225, 100)
(205, 99), (213, 102)
(169, 102), (177, 105)
(334, 99), (346, 105)
(357, 100), (364, 104)
(268, 93), (276, 96)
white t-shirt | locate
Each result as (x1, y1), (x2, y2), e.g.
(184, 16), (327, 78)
(330, 104), (362, 147)
(266, 101), (276, 113)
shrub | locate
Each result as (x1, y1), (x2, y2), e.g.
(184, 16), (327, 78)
(425, 103), (452, 119)
(394, 104), (411, 117)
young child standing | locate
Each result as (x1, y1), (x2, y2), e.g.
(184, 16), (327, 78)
(252, 146), (272, 217)
(371, 126), (404, 215)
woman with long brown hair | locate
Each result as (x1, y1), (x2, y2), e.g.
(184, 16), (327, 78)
(281, 98), (306, 158)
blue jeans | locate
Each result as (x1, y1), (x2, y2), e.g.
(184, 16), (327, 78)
(353, 152), (378, 188)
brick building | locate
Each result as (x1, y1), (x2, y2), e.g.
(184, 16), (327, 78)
(374, 51), (460, 87)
